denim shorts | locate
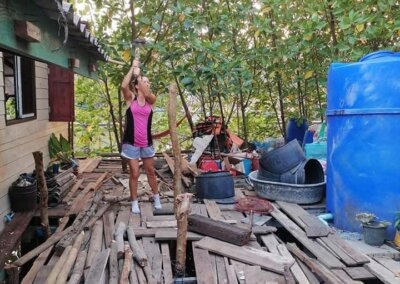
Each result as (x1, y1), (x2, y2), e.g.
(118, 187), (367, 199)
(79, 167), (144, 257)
(121, 144), (155, 160)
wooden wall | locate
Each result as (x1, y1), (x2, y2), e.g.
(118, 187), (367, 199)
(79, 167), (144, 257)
(0, 52), (68, 233)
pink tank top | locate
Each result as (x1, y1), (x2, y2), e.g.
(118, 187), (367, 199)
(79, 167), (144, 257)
(130, 100), (153, 147)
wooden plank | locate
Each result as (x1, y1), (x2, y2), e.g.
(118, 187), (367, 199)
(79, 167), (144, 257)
(142, 237), (162, 281)
(230, 260), (284, 284)
(83, 157), (102, 173)
(194, 237), (292, 274)
(146, 220), (177, 228)
(128, 212), (141, 228)
(365, 258), (400, 284)
(299, 214), (330, 237)
(344, 267), (376, 280)
(140, 202), (154, 223)
(332, 269), (363, 284)
(374, 257), (400, 277)
(319, 236), (358, 266)
(215, 255), (228, 284)
(224, 257), (238, 284)
(276, 244), (311, 284)
(286, 243), (343, 284)
(243, 265), (266, 284)
(102, 211), (115, 249)
(191, 203), (208, 216)
(62, 178), (84, 203)
(85, 249), (110, 283)
(270, 205), (344, 269)
(115, 209), (131, 227)
(161, 243), (173, 284)
(296, 259), (320, 284)
(328, 234), (371, 264)
(155, 228), (203, 241)
(204, 199), (224, 220)
(260, 234), (280, 254)
(147, 215), (176, 221)
(188, 214), (251, 246)
(0, 211), (35, 269)
(192, 243), (217, 284)
(275, 201), (307, 229)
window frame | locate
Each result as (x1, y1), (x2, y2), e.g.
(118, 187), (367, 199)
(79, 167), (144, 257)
(2, 51), (36, 125)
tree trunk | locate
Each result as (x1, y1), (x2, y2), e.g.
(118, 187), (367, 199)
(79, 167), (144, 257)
(104, 78), (121, 151)
(326, 0), (338, 56)
(269, 10), (286, 140)
(32, 151), (50, 239)
(168, 83), (183, 206)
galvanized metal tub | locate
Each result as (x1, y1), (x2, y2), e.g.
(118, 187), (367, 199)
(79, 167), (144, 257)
(248, 171), (325, 204)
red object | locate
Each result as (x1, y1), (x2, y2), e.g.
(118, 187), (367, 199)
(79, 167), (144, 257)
(48, 64), (75, 122)
(252, 158), (259, 170)
(200, 159), (219, 171)
(235, 196), (274, 214)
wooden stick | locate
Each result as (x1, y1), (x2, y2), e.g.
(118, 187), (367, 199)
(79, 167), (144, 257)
(126, 226), (148, 267)
(175, 193), (192, 275)
(109, 241), (119, 284)
(55, 231), (84, 284)
(68, 250), (87, 284)
(120, 244), (133, 284)
(45, 246), (72, 284)
(168, 83), (183, 204)
(114, 222), (127, 259)
(32, 151), (51, 238)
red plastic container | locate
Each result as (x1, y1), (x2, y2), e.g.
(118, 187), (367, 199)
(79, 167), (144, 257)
(200, 159), (219, 171)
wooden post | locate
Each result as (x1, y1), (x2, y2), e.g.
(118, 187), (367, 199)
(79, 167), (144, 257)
(175, 193), (192, 275)
(168, 83), (183, 208)
(32, 151), (51, 238)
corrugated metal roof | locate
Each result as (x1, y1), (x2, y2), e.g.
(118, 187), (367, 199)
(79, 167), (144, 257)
(34, 0), (108, 61)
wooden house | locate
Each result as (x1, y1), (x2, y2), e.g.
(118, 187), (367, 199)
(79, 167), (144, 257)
(0, 0), (107, 232)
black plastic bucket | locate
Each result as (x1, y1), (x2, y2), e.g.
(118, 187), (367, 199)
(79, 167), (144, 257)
(9, 180), (38, 212)
(195, 171), (234, 200)
(259, 139), (305, 174)
(363, 222), (387, 246)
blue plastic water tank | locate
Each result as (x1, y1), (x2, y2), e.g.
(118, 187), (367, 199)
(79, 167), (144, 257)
(327, 50), (400, 239)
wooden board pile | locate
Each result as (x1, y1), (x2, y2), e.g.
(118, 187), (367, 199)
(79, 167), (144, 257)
(7, 157), (400, 284)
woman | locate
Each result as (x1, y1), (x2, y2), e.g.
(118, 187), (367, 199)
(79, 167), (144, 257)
(120, 59), (161, 213)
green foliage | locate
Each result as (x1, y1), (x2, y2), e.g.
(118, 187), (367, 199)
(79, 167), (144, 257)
(72, 0), (400, 152)
(48, 133), (73, 164)
(395, 212), (400, 230)
(356, 212), (391, 228)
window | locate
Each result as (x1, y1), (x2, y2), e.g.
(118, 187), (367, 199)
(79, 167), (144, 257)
(3, 51), (36, 123)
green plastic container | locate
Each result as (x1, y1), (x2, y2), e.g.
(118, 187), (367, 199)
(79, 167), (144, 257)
(304, 142), (327, 160)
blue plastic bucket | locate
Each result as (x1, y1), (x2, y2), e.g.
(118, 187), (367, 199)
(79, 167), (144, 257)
(242, 159), (252, 176)
(327, 50), (400, 239)
(287, 118), (308, 144)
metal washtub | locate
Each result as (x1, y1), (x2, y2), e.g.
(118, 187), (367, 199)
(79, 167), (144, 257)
(248, 170), (325, 204)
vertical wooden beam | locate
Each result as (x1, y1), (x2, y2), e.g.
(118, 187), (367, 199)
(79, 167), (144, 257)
(175, 193), (192, 275)
(32, 151), (50, 238)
